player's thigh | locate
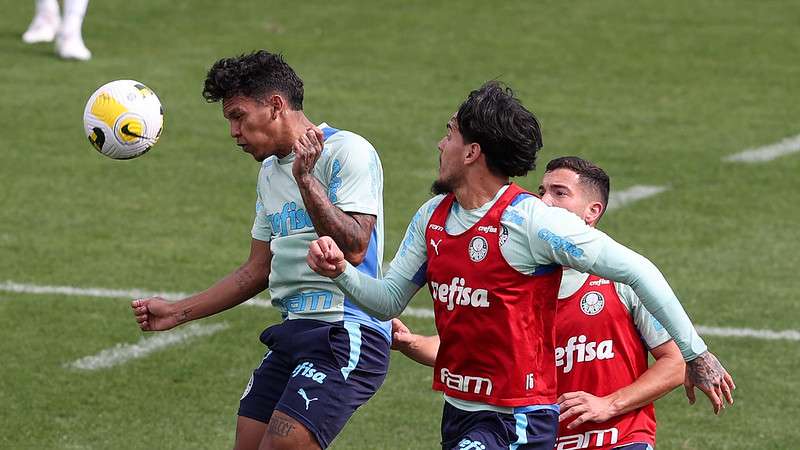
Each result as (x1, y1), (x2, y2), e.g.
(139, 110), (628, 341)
(238, 350), (293, 430)
(273, 323), (389, 448)
(235, 416), (268, 450)
(260, 409), (321, 450)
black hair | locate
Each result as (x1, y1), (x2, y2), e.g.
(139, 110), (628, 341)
(456, 81), (543, 177)
(202, 50), (304, 109)
(545, 156), (611, 207)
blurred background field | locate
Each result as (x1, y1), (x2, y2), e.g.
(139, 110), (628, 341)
(1, 1), (799, 448)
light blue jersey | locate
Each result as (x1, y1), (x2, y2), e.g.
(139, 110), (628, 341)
(251, 124), (390, 341)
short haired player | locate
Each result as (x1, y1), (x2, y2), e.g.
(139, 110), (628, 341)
(132, 50), (390, 450)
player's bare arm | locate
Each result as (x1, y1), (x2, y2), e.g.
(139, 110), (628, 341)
(131, 238), (271, 331)
(558, 340), (684, 429)
(391, 318), (438, 367)
(292, 128), (376, 265)
(586, 240), (736, 414)
(684, 351), (735, 414)
(565, 231), (736, 414)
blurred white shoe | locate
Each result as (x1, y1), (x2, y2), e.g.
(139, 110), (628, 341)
(56, 32), (92, 61)
(22, 13), (61, 43)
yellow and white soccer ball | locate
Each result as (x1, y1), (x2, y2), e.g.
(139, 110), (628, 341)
(83, 79), (164, 160)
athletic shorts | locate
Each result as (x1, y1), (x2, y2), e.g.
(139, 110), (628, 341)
(614, 444), (653, 450)
(440, 402), (559, 450)
(238, 319), (389, 448)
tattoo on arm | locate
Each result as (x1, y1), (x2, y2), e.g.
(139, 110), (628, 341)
(296, 177), (375, 261)
(268, 416), (295, 437)
(176, 308), (192, 324)
(687, 352), (722, 387)
(234, 266), (257, 290)
(317, 212), (375, 258)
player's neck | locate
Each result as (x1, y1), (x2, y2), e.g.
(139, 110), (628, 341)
(275, 112), (316, 158)
(286, 111), (315, 140)
(453, 171), (509, 210)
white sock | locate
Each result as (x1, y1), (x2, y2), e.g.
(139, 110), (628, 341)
(61, 0), (89, 36)
(35, 0), (60, 17)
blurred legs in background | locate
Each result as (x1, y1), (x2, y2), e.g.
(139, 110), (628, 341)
(22, 0), (91, 61)
(22, 0), (60, 44)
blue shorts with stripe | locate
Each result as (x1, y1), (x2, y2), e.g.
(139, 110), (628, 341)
(441, 402), (558, 450)
(238, 319), (389, 448)
(614, 444), (653, 450)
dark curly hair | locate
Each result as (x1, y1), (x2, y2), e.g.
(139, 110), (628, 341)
(202, 50), (304, 109)
(545, 156), (610, 208)
(456, 81), (543, 178)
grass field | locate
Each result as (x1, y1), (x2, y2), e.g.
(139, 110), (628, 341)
(1, 0), (799, 448)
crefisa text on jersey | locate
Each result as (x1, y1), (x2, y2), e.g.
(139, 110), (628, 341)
(430, 277), (490, 311)
(268, 201), (314, 237)
(555, 335), (615, 374)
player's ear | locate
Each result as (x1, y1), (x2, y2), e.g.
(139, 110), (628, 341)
(267, 94), (285, 119)
(586, 201), (604, 225)
(464, 142), (482, 164)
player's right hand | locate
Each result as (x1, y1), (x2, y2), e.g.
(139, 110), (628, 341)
(291, 127), (325, 184)
(131, 297), (178, 332)
(307, 236), (347, 278)
(391, 318), (414, 351)
(390, 320), (439, 366)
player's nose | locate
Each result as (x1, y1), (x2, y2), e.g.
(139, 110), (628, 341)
(229, 122), (241, 138)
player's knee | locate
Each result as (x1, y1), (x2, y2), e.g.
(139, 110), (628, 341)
(260, 410), (321, 450)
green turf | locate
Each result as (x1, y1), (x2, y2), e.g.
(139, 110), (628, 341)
(1, 0), (799, 448)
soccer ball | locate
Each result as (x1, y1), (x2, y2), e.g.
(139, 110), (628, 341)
(83, 79), (164, 160)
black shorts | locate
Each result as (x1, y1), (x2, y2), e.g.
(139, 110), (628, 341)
(238, 319), (389, 448)
(614, 444), (653, 450)
(441, 402), (559, 450)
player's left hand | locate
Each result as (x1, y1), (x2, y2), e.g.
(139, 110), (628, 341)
(684, 351), (735, 415)
(557, 391), (617, 429)
(292, 127), (325, 184)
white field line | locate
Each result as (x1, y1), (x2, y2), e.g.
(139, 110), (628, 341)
(399, 311), (800, 341)
(0, 280), (191, 301)
(65, 322), (229, 370)
(696, 325), (800, 341)
(3, 281), (798, 342)
(404, 306), (435, 319)
(0, 280), (267, 303)
(724, 133), (800, 163)
(606, 185), (669, 212)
